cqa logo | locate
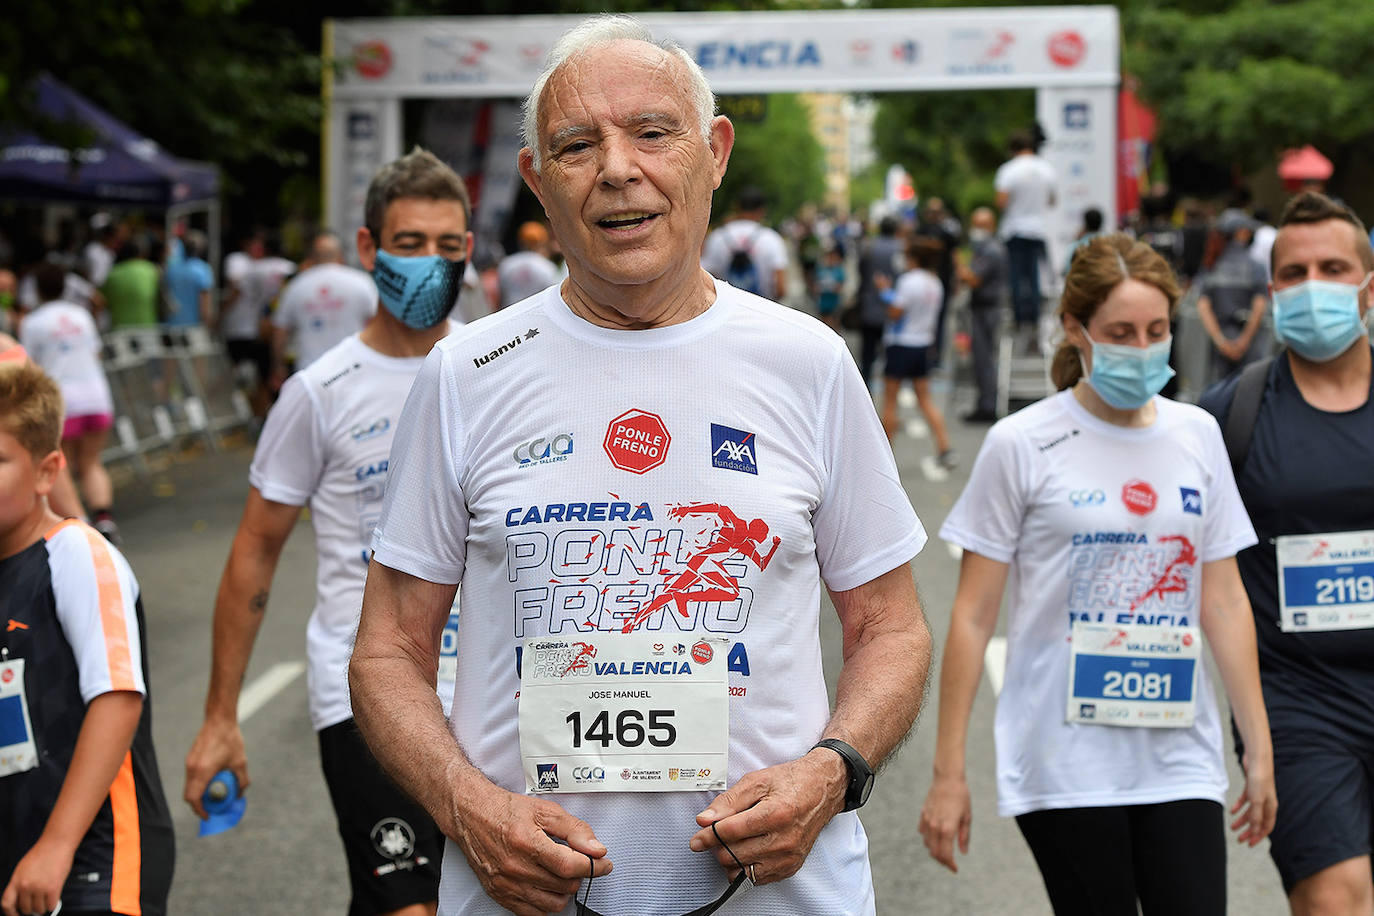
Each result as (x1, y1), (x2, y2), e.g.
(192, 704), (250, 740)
(604, 410), (671, 474)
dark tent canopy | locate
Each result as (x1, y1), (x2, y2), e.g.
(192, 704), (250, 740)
(0, 73), (218, 207)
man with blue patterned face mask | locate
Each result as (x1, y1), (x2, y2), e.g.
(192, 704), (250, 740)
(185, 148), (471, 916)
(1201, 191), (1374, 916)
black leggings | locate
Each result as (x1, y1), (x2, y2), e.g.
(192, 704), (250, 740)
(1015, 799), (1226, 916)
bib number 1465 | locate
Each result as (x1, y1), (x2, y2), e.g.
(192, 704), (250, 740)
(566, 709), (677, 749)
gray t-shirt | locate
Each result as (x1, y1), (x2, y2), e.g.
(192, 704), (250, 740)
(1201, 243), (1267, 332)
(968, 238), (1007, 309)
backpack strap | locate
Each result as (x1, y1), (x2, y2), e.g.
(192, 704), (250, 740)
(1222, 356), (1274, 477)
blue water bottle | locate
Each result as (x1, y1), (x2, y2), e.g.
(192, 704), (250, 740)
(199, 769), (247, 837)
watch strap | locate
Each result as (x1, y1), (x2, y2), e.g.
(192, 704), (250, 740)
(811, 738), (873, 811)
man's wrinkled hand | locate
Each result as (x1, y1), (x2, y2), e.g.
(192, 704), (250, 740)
(453, 786), (612, 916)
(184, 717), (248, 820)
(687, 750), (846, 886)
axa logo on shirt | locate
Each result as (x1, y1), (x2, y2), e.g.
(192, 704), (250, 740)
(514, 433), (573, 469)
(350, 417), (390, 441)
(1069, 488), (1105, 508)
(710, 424), (758, 475)
(1180, 487), (1202, 516)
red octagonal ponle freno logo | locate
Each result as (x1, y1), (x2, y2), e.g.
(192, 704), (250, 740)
(603, 409), (671, 474)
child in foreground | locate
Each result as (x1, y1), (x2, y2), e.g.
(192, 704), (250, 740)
(0, 361), (173, 916)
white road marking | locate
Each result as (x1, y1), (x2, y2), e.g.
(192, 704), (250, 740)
(898, 387), (917, 410)
(237, 661), (306, 723)
(919, 454), (949, 482)
(985, 637), (1007, 696)
(946, 542), (963, 561)
(904, 418), (930, 439)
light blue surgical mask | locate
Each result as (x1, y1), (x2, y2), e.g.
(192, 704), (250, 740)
(1272, 274), (1372, 363)
(372, 249), (465, 330)
(1081, 335), (1175, 410)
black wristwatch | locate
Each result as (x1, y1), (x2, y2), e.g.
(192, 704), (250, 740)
(812, 738), (874, 812)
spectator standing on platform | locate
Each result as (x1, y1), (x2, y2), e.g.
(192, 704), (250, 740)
(995, 129), (1057, 354)
(102, 238), (160, 329)
(854, 216), (904, 385)
(497, 221), (560, 308)
(957, 207), (1007, 423)
(271, 231), (376, 372)
(702, 185), (789, 303)
(162, 229), (215, 328)
(1197, 210), (1270, 384)
(19, 264), (119, 542)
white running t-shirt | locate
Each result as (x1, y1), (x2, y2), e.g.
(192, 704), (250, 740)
(20, 300), (114, 418)
(497, 251), (560, 308)
(372, 282), (926, 915)
(249, 333), (458, 729)
(886, 269), (943, 349)
(940, 390), (1257, 817)
(272, 263), (378, 369)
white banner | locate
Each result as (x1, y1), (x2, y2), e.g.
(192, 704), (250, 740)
(328, 8), (1119, 98)
(1037, 85), (1118, 278)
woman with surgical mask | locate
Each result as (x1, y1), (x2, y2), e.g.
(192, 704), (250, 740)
(919, 234), (1276, 915)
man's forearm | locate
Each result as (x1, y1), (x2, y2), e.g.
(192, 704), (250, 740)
(204, 538), (280, 719)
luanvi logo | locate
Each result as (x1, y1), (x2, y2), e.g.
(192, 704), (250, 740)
(473, 329), (540, 368)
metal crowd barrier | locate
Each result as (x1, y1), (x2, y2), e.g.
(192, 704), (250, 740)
(101, 326), (253, 473)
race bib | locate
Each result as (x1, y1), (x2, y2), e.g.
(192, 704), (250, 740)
(0, 658), (38, 777)
(1277, 531), (1374, 632)
(1067, 621), (1199, 728)
(519, 635), (729, 794)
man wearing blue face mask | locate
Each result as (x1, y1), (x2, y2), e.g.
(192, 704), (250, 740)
(1201, 191), (1374, 916)
(184, 148), (471, 916)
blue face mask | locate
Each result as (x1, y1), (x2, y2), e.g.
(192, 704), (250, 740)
(372, 249), (465, 330)
(1272, 275), (1372, 363)
(1082, 335), (1176, 410)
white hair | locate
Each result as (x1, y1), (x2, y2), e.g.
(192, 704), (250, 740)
(522, 14), (716, 173)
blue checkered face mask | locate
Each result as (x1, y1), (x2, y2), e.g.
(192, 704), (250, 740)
(372, 249), (465, 330)
(1272, 274), (1373, 363)
(1082, 335), (1176, 410)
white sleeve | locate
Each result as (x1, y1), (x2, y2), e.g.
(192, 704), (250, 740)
(49, 524), (147, 702)
(1199, 417), (1258, 562)
(812, 343), (926, 591)
(270, 281), (299, 330)
(763, 231), (790, 274)
(700, 229), (727, 277)
(994, 161), (1012, 193)
(248, 373), (324, 506)
(370, 346), (469, 584)
(939, 422), (1030, 563)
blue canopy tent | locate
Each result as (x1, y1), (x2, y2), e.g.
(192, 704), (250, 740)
(0, 73), (221, 267)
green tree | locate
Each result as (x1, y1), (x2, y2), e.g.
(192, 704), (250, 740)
(715, 93), (827, 224)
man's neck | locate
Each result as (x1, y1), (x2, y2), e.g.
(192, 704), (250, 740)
(358, 311), (450, 358)
(561, 268), (717, 331)
(1288, 342), (1372, 412)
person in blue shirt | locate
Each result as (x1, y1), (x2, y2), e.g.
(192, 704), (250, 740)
(162, 230), (214, 327)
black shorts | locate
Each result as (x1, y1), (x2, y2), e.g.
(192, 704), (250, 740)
(1015, 799), (1225, 916)
(1263, 726), (1374, 892)
(224, 337), (271, 384)
(318, 719), (443, 916)
(884, 343), (931, 380)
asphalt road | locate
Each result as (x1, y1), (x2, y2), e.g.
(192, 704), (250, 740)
(111, 356), (1289, 915)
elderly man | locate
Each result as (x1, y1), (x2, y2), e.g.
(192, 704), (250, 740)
(1201, 192), (1374, 916)
(350, 15), (932, 916)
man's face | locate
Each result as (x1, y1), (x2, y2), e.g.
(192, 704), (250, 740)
(1271, 219), (1371, 314)
(356, 197), (472, 271)
(518, 41), (732, 300)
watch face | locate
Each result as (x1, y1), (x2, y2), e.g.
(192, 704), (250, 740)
(856, 773), (874, 808)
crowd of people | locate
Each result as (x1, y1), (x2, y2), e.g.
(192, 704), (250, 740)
(2, 12), (1373, 916)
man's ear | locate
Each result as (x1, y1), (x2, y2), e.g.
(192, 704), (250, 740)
(356, 226), (378, 272)
(708, 116), (735, 190)
(518, 148), (544, 207)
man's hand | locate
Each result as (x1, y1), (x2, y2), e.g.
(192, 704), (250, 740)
(687, 749), (846, 886)
(453, 783), (612, 916)
(1, 835), (74, 916)
(184, 716), (248, 820)
(918, 772), (972, 872)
